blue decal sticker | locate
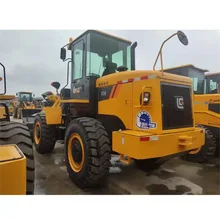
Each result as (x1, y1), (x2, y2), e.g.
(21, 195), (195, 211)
(136, 111), (157, 130)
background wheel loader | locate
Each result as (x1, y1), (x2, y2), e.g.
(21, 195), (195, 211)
(13, 91), (42, 138)
(163, 65), (219, 163)
(32, 30), (205, 189)
(0, 62), (35, 195)
(33, 96), (44, 109)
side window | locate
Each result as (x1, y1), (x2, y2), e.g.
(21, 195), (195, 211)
(73, 40), (84, 80)
(86, 51), (108, 77)
(86, 52), (104, 76)
(192, 77), (198, 91)
(210, 80), (217, 91)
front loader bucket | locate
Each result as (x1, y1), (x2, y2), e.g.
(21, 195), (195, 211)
(21, 108), (42, 139)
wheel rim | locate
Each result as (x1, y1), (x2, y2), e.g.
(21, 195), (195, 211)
(34, 121), (41, 144)
(67, 133), (85, 173)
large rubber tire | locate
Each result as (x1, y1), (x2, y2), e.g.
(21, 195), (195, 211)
(33, 114), (57, 154)
(214, 138), (219, 158)
(0, 121), (35, 194)
(182, 125), (216, 163)
(64, 117), (111, 189)
(135, 157), (165, 172)
(13, 107), (17, 118)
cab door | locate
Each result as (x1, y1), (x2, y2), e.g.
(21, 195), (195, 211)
(71, 38), (88, 100)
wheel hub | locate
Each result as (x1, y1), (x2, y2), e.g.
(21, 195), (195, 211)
(71, 140), (82, 163)
(36, 126), (40, 139)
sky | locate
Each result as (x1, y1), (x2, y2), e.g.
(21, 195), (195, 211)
(0, 30), (219, 96)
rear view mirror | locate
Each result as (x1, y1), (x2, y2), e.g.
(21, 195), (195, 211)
(177, 30), (188, 46)
(51, 81), (61, 90)
(153, 30), (189, 72)
(16, 93), (18, 96)
(33, 94), (35, 97)
(0, 62), (6, 95)
(60, 47), (66, 61)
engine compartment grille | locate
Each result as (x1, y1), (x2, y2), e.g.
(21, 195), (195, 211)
(161, 83), (193, 130)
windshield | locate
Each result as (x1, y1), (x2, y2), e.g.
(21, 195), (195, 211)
(86, 32), (132, 77)
(19, 93), (32, 102)
(205, 74), (220, 94)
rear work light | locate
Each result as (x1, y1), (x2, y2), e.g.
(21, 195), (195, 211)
(143, 92), (150, 105)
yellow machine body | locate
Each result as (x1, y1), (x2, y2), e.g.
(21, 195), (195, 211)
(112, 128), (204, 159)
(41, 92), (62, 124)
(0, 145), (26, 195)
(0, 106), (5, 118)
(47, 93), (60, 104)
(44, 70), (205, 159)
(194, 94), (220, 128)
(96, 70), (191, 132)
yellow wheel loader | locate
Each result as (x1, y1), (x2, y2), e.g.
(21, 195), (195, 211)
(33, 30), (205, 189)
(164, 65), (220, 163)
(33, 96), (44, 109)
(13, 91), (42, 119)
(0, 62), (35, 195)
(13, 91), (42, 139)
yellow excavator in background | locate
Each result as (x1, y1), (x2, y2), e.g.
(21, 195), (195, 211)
(32, 30), (205, 189)
(0, 62), (35, 195)
(164, 65), (219, 163)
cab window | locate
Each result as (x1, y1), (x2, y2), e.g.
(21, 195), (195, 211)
(73, 40), (84, 80)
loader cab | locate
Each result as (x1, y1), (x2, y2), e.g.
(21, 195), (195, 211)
(164, 65), (208, 94)
(205, 73), (220, 94)
(17, 92), (33, 106)
(60, 30), (137, 108)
